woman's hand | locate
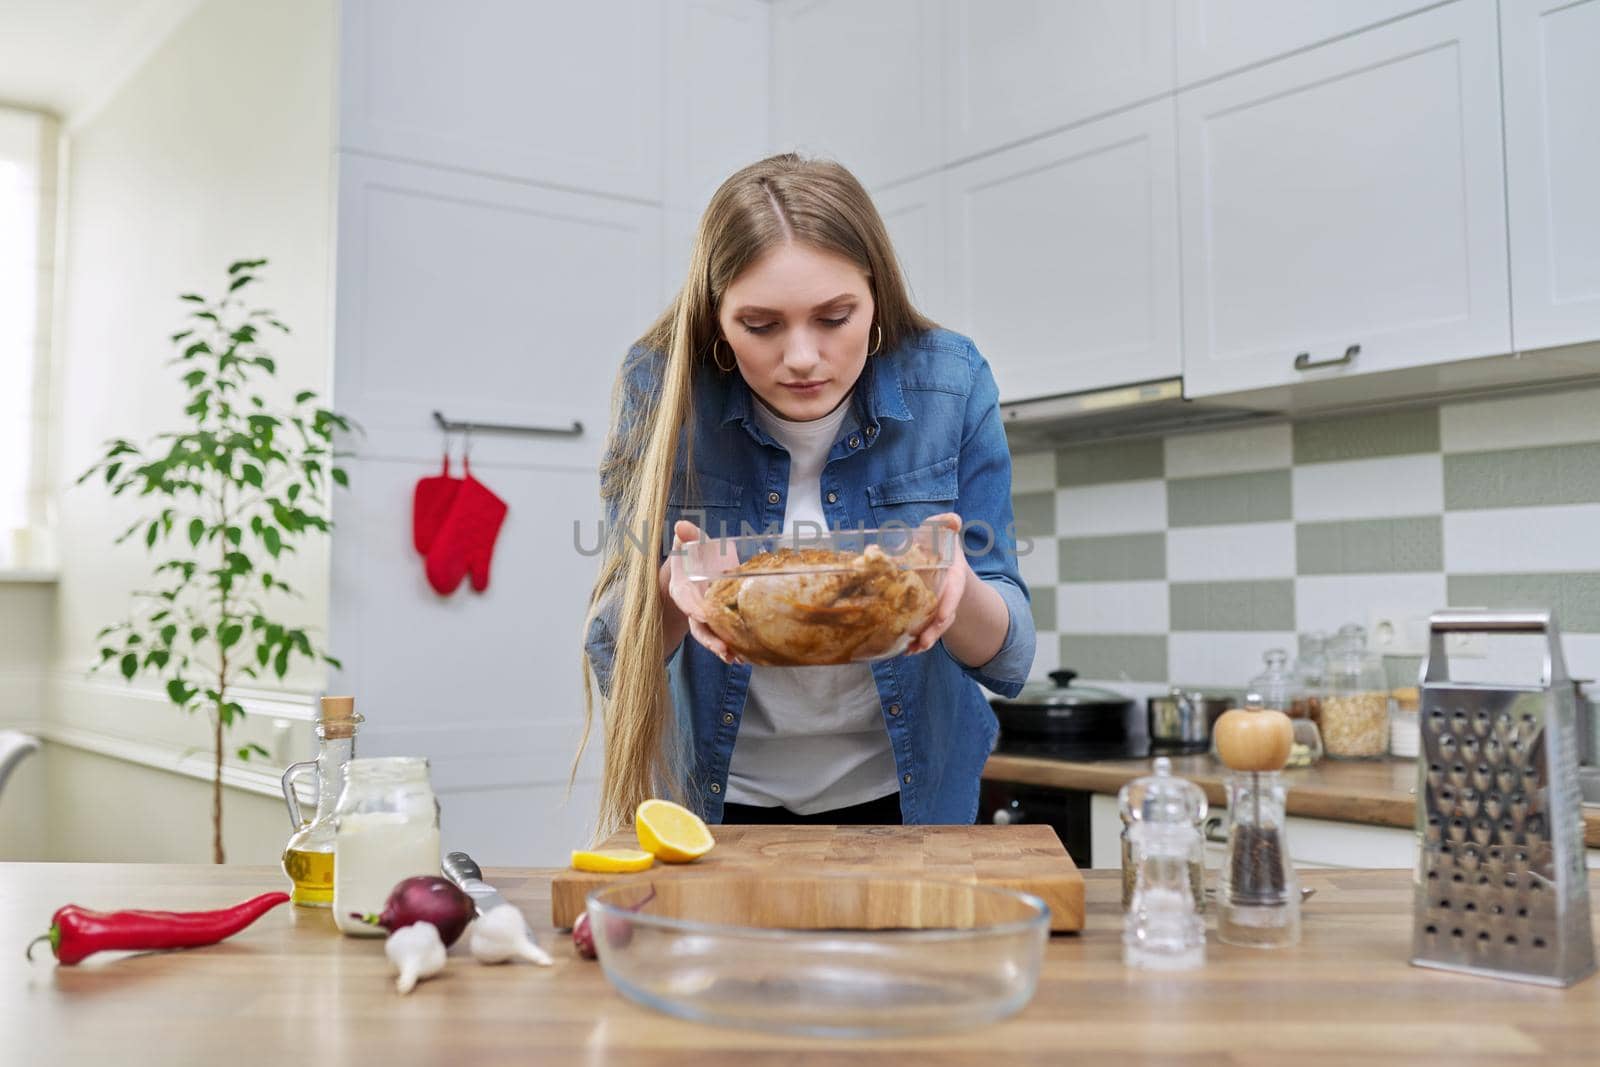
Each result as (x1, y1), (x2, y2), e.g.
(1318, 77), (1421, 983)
(661, 520), (743, 666)
(903, 513), (969, 656)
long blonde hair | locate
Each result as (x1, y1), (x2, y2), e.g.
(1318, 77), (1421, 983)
(578, 153), (938, 836)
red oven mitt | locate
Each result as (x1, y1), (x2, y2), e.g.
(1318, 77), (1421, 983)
(425, 462), (508, 595)
(412, 455), (462, 556)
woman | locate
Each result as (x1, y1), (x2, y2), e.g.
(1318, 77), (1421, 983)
(581, 154), (1033, 836)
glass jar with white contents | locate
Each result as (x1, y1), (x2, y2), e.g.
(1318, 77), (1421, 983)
(332, 757), (442, 936)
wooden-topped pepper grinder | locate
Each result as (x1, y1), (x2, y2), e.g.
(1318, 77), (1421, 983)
(1214, 700), (1301, 948)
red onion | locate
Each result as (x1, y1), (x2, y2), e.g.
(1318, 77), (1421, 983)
(351, 876), (476, 947)
(572, 910), (596, 959)
(573, 886), (655, 961)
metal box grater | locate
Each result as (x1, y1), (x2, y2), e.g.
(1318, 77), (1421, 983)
(1412, 610), (1595, 986)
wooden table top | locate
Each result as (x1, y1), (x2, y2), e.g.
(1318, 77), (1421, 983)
(984, 752), (1600, 848)
(7, 862), (1600, 1065)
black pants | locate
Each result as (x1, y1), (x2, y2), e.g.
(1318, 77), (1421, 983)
(719, 791), (903, 826)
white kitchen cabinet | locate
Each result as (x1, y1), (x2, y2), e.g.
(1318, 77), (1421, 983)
(1178, 0), (1510, 399)
(1501, 0), (1600, 352)
(332, 153), (659, 468)
(874, 172), (950, 326)
(663, 0), (770, 212)
(329, 457), (603, 865)
(945, 100), (1181, 403)
(1174, 0), (1435, 86)
(339, 0), (665, 200)
(944, 0), (1175, 163)
(771, 0), (943, 190)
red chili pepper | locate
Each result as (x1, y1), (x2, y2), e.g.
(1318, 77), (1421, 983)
(26, 891), (289, 965)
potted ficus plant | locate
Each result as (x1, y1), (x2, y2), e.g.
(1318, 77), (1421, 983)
(78, 259), (352, 863)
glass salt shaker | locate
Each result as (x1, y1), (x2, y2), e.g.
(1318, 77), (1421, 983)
(1119, 756), (1208, 969)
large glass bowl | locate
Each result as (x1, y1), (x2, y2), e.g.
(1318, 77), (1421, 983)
(585, 876), (1050, 1038)
(680, 524), (957, 666)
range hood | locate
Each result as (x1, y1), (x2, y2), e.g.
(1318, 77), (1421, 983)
(998, 377), (1271, 450)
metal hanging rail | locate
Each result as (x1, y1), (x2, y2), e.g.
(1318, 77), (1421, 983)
(431, 410), (583, 438)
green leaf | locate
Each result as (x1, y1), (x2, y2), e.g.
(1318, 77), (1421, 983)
(226, 526), (243, 547)
(188, 518), (204, 546)
(225, 552), (252, 575)
(331, 467), (349, 488)
(193, 311), (219, 324)
(171, 329), (194, 343)
(295, 390), (316, 404)
(273, 646), (290, 679)
(145, 649), (170, 670)
(263, 527), (282, 557)
(179, 293), (205, 303)
(256, 644), (271, 667)
(228, 275), (253, 292)
(228, 258), (266, 275)
(104, 462), (122, 485)
(183, 370), (206, 388)
(254, 356), (276, 374)
(190, 625), (208, 642)
(286, 484), (302, 503)
(145, 522), (159, 549)
(165, 678), (194, 706)
(120, 653), (138, 680)
(237, 742), (271, 762)
(183, 341), (212, 359)
(323, 654), (343, 670)
(219, 623), (244, 649)
(159, 624), (178, 646)
(268, 319), (290, 334)
(241, 464), (264, 488)
(99, 647), (117, 662)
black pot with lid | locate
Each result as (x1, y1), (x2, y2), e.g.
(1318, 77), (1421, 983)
(990, 670), (1148, 759)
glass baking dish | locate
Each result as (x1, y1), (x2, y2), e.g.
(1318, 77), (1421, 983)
(585, 876), (1050, 1038)
(680, 523), (957, 666)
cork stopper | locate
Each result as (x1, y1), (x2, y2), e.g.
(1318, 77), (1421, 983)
(319, 695), (360, 739)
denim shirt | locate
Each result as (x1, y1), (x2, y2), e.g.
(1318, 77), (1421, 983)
(584, 327), (1035, 824)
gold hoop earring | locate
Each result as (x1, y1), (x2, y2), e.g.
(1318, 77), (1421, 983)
(867, 322), (883, 357)
(712, 338), (736, 373)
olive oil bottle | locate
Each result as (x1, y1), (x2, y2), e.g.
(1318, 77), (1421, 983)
(280, 696), (362, 907)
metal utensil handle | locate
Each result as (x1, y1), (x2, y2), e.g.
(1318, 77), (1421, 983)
(1294, 344), (1359, 371)
(443, 851), (484, 887)
(1429, 609), (1552, 634)
(280, 760), (317, 830)
(1425, 609), (1569, 687)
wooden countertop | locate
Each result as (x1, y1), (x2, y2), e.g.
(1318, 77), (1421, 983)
(984, 752), (1600, 848)
(8, 862), (1600, 1064)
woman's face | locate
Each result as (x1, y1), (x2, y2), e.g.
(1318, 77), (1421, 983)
(717, 242), (876, 422)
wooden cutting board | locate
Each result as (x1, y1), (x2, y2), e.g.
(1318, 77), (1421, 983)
(551, 823), (1083, 933)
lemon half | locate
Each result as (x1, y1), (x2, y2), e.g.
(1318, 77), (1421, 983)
(636, 799), (716, 863)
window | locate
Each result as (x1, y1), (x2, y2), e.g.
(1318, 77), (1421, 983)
(0, 107), (56, 567)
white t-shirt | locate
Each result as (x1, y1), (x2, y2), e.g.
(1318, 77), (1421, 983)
(723, 394), (900, 815)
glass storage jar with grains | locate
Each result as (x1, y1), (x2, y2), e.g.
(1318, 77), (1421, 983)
(1320, 624), (1390, 759)
(1291, 631), (1328, 725)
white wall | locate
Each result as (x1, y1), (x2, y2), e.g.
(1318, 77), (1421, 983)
(37, 0), (337, 862)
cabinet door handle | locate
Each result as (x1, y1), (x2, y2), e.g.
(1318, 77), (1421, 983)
(1294, 344), (1360, 372)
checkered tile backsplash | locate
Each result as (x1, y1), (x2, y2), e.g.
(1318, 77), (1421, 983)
(1009, 384), (1600, 691)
